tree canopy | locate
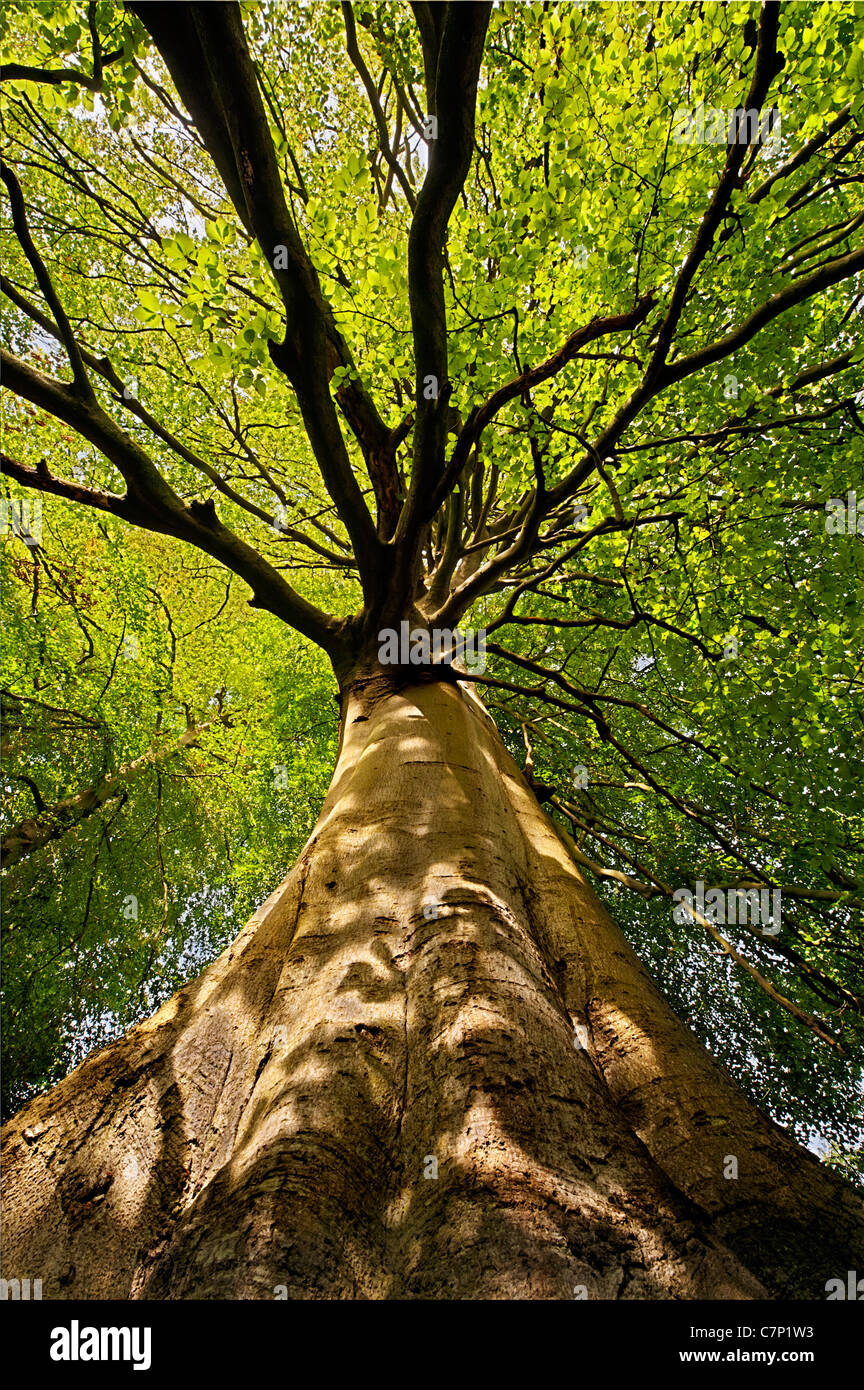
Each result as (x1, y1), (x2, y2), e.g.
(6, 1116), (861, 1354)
(1, 0), (862, 1177)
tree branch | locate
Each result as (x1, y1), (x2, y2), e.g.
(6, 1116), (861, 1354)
(128, 0), (386, 589)
(1, 353), (345, 654)
(341, 3), (417, 212)
(1, 3), (123, 92)
(396, 2), (491, 549)
(2, 713), (231, 868)
(1, 160), (93, 396)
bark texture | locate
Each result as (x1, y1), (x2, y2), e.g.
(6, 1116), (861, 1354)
(2, 680), (862, 1299)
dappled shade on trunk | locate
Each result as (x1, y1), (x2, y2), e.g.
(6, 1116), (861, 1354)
(2, 680), (861, 1299)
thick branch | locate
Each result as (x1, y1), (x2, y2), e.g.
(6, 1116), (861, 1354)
(1, 161), (93, 396)
(644, 0), (782, 382)
(659, 243), (864, 390)
(749, 103), (853, 205)
(128, 1), (385, 588)
(398, 3), (491, 544)
(1, 715), (229, 868)
(1, 353), (345, 654)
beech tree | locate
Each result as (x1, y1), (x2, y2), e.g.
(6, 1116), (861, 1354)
(2, 0), (863, 1300)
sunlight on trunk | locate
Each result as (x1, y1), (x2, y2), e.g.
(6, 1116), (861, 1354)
(2, 682), (861, 1298)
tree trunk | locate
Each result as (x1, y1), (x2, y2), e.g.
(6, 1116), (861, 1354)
(2, 679), (862, 1299)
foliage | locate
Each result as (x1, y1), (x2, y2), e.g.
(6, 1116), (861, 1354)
(1, 510), (336, 1116)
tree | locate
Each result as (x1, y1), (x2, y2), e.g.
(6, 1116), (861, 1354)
(0, 510), (336, 1119)
(1, 0), (863, 1300)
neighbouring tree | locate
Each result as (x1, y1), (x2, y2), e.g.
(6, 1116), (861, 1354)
(1, 0), (863, 1299)
(1, 507), (337, 1118)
